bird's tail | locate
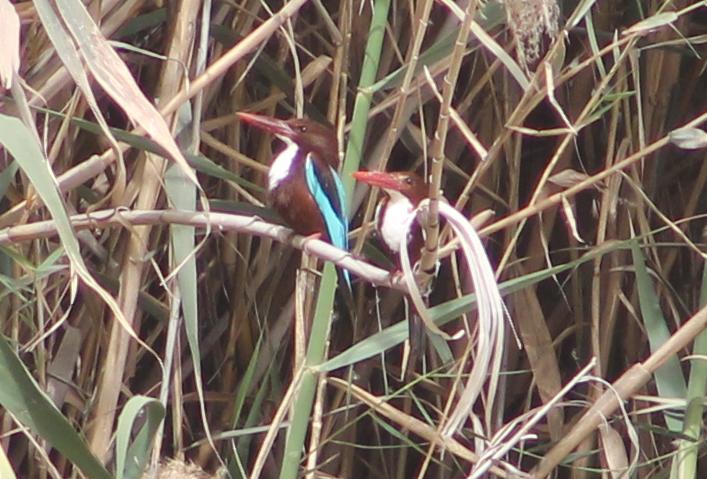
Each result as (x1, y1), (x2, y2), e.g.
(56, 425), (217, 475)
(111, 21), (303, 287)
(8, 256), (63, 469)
(405, 312), (426, 379)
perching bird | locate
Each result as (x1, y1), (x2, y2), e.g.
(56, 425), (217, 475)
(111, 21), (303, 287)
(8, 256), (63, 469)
(353, 170), (429, 375)
(238, 112), (351, 290)
(352, 170), (427, 266)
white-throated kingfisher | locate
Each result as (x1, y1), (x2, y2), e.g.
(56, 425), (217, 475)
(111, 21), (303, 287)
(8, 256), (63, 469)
(354, 171), (429, 375)
(238, 112), (351, 290)
(353, 171), (427, 267)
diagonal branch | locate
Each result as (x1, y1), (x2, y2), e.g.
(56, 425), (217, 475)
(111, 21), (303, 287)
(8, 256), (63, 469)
(0, 208), (407, 293)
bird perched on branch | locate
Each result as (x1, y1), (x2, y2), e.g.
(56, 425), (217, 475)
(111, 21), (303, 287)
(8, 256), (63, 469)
(238, 112), (351, 290)
(353, 170), (428, 266)
(354, 170), (429, 375)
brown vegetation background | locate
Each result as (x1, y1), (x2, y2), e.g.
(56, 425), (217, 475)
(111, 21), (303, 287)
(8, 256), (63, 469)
(0, 1), (706, 478)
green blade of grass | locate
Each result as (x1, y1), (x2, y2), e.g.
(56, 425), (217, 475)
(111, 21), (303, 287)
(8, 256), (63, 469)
(115, 396), (165, 479)
(673, 261), (707, 479)
(226, 337), (264, 478)
(0, 160), (18, 200)
(114, 7), (167, 39)
(278, 1), (391, 477)
(340, 0), (392, 198)
(165, 101), (221, 466)
(279, 263), (339, 479)
(630, 239), (686, 432)
(166, 160), (200, 386)
(0, 335), (110, 479)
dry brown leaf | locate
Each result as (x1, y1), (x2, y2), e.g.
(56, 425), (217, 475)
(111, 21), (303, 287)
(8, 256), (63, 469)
(0, 0), (20, 89)
(669, 127), (707, 150)
(599, 422), (629, 478)
(46, 325), (82, 407)
(548, 168), (592, 189)
(561, 195), (585, 243)
(55, 0), (199, 187)
(513, 286), (564, 439)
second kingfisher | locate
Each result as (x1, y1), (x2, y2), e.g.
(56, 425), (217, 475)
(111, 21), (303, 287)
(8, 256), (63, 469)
(353, 170), (429, 375)
(353, 170), (427, 267)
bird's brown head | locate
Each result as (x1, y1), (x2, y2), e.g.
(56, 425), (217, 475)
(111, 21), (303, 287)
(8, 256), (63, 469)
(353, 171), (427, 204)
(238, 112), (339, 168)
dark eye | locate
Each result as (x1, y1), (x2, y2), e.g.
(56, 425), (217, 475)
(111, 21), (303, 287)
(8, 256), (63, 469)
(404, 177), (413, 185)
(298, 125), (308, 133)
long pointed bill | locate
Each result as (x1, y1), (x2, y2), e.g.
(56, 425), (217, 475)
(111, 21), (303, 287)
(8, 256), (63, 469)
(237, 112), (293, 137)
(352, 171), (403, 191)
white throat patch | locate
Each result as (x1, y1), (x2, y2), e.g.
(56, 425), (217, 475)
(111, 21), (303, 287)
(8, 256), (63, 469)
(379, 191), (415, 252)
(268, 137), (298, 190)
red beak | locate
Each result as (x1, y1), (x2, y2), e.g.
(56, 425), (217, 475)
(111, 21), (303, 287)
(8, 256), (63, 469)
(353, 171), (403, 191)
(237, 112), (293, 137)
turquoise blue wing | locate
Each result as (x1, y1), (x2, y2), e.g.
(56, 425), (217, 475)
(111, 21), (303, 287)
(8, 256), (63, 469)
(331, 168), (347, 237)
(304, 155), (351, 287)
(304, 155), (348, 250)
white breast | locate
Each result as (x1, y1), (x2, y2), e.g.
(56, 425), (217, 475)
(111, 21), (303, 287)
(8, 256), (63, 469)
(378, 193), (415, 253)
(268, 138), (298, 190)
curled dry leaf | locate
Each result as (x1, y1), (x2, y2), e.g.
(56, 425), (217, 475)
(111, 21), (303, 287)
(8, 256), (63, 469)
(548, 168), (592, 188)
(0, 0), (20, 89)
(669, 127), (707, 150)
(599, 423), (630, 479)
(545, 170), (589, 243)
(561, 195), (585, 243)
(438, 200), (505, 437)
(398, 200), (507, 439)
